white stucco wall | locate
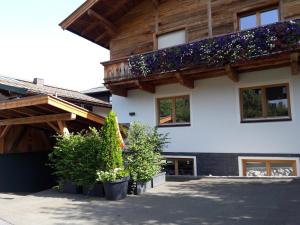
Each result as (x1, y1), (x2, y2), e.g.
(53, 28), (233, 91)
(112, 67), (300, 154)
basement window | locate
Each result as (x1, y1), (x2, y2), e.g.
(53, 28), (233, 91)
(240, 83), (291, 122)
(157, 30), (186, 49)
(239, 7), (279, 31)
(157, 95), (190, 126)
(164, 157), (195, 176)
(242, 159), (297, 177)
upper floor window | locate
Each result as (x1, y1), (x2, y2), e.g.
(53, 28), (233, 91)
(239, 7), (279, 31)
(157, 30), (186, 50)
(240, 83), (291, 122)
(157, 95), (190, 126)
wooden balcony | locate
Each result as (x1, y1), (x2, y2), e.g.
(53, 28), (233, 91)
(103, 19), (300, 97)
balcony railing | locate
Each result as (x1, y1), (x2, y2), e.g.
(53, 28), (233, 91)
(104, 19), (300, 82)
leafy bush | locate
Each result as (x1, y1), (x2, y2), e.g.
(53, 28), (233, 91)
(97, 168), (128, 182)
(125, 122), (168, 182)
(97, 111), (126, 182)
(49, 128), (102, 186)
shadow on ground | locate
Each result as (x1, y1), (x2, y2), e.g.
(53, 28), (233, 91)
(30, 178), (300, 225)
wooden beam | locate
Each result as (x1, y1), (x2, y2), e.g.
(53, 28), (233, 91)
(207, 0), (212, 37)
(47, 122), (60, 133)
(0, 95), (49, 110)
(152, 0), (159, 8)
(81, 22), (99, 36)
(57, 121), (69, 135)
(107, 85), (128, 97)
(135, 80), (155, 93)
(0, 113), (76, 126)
(0, 126), (11, 139)
(87, 9), (117, 35)
(95, 33), (107, 43)
(290, 53), (299, 75)
(225, 65), (239, 82)
(175, 73), (194, 89)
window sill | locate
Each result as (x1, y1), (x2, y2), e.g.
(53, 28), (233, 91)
(241, 117), (292, 123)
(157, 123), (191, 128)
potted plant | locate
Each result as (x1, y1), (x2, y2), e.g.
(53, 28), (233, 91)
(97, 168), (129, 200)
(49, 132), (84, 194)
(49, 128), (104, 196)
(97, 111), (129, 200)
(80, 128), (104, 197)
(125, 122), (167, 195)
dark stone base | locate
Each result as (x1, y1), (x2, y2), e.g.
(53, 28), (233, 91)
(0, 152), (55, 192)
(163, 152), (300, 176)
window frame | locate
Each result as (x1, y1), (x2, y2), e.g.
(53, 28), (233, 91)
(163, 156), (197, 176)
(242, 159), (297, 176)
(156, 95), (191, 127)
(154, 28), (188, 50)
(237, 5), (280, 31)
(239, 83), (292, 123)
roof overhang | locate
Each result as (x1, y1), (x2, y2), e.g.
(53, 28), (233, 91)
(59, 0), (139, 49)
(0, 95), (105, 134)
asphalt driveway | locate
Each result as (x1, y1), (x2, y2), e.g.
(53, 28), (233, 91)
(0, 178), (299, 225)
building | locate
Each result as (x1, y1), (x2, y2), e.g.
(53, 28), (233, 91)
(82, 86), (112, 104)
(0, 75), (111, 116)
(61, 0), (300, 177)
(0, 75), (108, 191)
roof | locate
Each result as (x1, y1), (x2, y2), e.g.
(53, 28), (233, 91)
(0, 75), (111, 108)
(59, 0), (139, 49)
(82, 86), (110, 94)
(0, 95), (105, 132)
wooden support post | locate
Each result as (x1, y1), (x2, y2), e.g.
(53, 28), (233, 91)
(290, 53), (299, 75)
(0, 126), (11, 139)
(135, 80), (155, 93)
(0, 126), (10, 154)
(87, 9), (117, 35)
(225, 65), (239, 82)
(175, 73), (194, 89)
(57, 121), (69, 135)
(47, 122), (60, 133)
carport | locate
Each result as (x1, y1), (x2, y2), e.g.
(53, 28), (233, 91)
(0, 95), (105, 192)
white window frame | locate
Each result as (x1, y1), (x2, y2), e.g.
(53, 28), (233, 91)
(157, 29), (187, 50)
(238, 156), (300, 177)
(163, 155), (197, 176)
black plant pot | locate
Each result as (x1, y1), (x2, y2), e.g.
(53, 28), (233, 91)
(60, 180), (82, 194)
(82, 182), (105, 197)
(103, 177), (129, 200)
(151, 172), (166, 188)
(135, 181), (152, 195)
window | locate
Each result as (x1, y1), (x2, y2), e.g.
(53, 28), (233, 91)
(157, 30), (186, 49)
(239, 7), (279, 31)
(164, 157), (195, 176)
(240, 84), (291, 122)
(242, 159), (297, 177)
(157, 95), (190, 126)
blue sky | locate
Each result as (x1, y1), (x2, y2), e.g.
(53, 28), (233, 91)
(0, 1), (109, 91)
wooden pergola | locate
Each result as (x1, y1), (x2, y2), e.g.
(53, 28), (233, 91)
(0, 95), (105, 154)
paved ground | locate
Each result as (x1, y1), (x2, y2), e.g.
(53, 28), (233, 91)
(0, 178), (299, 225)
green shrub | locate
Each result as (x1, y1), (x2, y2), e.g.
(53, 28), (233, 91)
(97, 111), (125, 182)
(125, 122), (168, 182)
(49, 128), (102, 186)
(97, 168), (128, 182)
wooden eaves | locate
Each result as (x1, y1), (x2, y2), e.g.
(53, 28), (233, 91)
(0, 95), (105, 137)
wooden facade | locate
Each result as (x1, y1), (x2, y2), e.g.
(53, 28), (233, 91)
(61, 0), (300, 96)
